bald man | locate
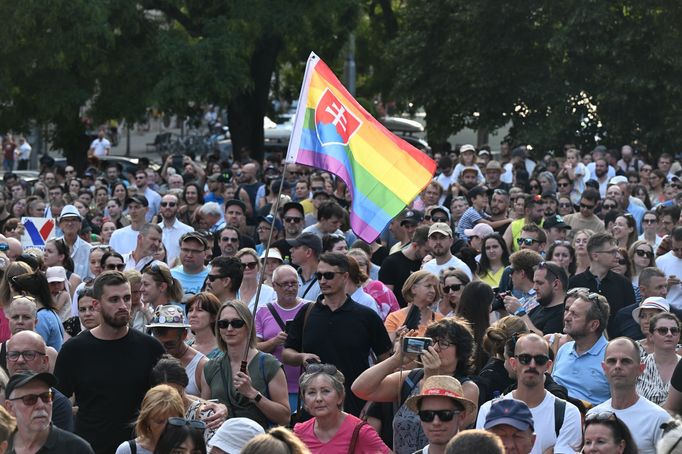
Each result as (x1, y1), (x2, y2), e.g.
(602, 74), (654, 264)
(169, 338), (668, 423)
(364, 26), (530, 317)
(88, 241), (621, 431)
(6, 331), (74, 431)
(5, 237), (21, 261)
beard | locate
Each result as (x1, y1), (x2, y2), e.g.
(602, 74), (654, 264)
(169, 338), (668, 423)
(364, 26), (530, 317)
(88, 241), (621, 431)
(102, 310), (130, 328)
(536, 293), (553, 307)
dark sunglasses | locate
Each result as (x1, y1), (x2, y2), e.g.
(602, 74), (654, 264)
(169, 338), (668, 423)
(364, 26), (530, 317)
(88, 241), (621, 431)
(105, 264), (125, 271)
(655, 326), (680, 336)
(160, 202), (177, 207)
(8, 390), (52, 406)
(443, 284), (463, 293)
(517, 237), (540, 246)
(315, 271), (343, 281)
(221, 237), (239, 243)
(515, 354), (550, 366)
(418, 409), (459, 423)
(207, 274), (228, 282)
(635, 249), (654, 258)
(643, 218), (657, 224)
(241, 262), (258, 270)
(217, 318), (246, 329)
(284, 216), (303, 223)
(580, 203), (595, 210)
(557, 182), (570, 188)
(167, 417), (206, 432)
(602, 204), (617, 209)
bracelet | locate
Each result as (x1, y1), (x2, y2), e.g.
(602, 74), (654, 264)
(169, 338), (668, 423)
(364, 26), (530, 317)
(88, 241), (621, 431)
(514, 307), (527, 317)
(253, 393), (263, 403)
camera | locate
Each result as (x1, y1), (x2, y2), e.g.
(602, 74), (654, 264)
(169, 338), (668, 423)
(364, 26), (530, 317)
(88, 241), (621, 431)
(492, 288), (507, 312)
(402, 337), (433, 355)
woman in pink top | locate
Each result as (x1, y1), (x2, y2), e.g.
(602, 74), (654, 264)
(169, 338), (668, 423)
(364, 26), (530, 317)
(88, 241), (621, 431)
(294, 363), (390, 454)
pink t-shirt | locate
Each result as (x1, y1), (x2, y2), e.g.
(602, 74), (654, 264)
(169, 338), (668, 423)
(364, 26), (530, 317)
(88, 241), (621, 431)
(255, 300), (306, 393)
(0, 308), (11, 343)
(294, 413), (390, 454)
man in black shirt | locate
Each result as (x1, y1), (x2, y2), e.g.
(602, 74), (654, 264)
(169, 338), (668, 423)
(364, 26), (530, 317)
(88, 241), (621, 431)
(568, 232), (636, 337)
(527, 261), (568, 335)
(378, 225), (429, 307)
(283, 252), (392, 416)
(54, 271), (165, 454)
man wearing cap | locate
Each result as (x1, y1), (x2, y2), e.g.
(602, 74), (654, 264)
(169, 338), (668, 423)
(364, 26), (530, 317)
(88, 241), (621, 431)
(541, 191), (558, 218)
(611, 267), (669, 339)
(477, 334), (582, 454)
(5, 372), (93, 452)
(58, 204), (92, 280)
(122, 224), (162, 271)
(148, 305), (207, 396)
(206, 256), (243, 303)
(109, 194), (149, 256)
(404, 375), (476, 454)
(255, 215), (283, 255)
(158, 193), (193, 265)
(133, 169), (161, 222)
(171, 232), (210, 295)
(485, 161), (511, 193)
(54, 271), (165, 453)
(389, 209), (423, 254)
(423, 223), (473, 279)
(290, 232), (322, 301)
(504, 195), (545, 252)
(543, 215), (571, 244)
(484, 399), (536, 454)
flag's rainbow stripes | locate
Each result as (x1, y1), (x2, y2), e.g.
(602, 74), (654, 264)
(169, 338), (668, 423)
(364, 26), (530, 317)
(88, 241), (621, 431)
(286, 53), (436, 243)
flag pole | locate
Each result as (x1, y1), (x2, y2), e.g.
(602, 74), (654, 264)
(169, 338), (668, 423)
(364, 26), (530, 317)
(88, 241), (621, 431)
(241, 166), (289, 372)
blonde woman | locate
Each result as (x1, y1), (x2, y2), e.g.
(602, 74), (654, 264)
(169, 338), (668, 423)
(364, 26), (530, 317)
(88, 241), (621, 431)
(384, 270), (443, 341)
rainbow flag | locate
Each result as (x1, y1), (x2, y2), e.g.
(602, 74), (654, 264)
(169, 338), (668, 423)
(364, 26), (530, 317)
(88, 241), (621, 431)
(286, 52), (436, 243)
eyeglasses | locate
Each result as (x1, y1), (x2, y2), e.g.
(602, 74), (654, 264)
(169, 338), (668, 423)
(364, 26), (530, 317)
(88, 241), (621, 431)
(274, 281), (298, 289)
(305, 363), (338, 375)
(221, 237), (239, 243)
(643, 218), (657, 224)
(284, 216), (303, 223)
(418, 409), (459, 423)
(515, 354), (550, 366)
(315, 271), (344, 281)
(160, 202), (177, 207)
(635, 249), (654, 258)
(241, 261), (258, 270)
(7, 350), (46, 362)
(585, 411), (617, 423)
(256, 226), (271, 232)
(207, 274), (228, 282)
(217, 318), (246, 329)
(433, 338), (454, 349)
(517, 237), (540, 246)
(442, 284), (462, 293)
(167, 417), (206, 432)
(105, 264), (125, 271)
(580, 203), (595, 210)
(655, 326), (681, 336)
(8, 390), (52, 406)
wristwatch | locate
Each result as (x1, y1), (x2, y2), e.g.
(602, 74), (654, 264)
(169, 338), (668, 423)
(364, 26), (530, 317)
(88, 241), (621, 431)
(253, 393), (263, 403)
(514, 307), (527, 317)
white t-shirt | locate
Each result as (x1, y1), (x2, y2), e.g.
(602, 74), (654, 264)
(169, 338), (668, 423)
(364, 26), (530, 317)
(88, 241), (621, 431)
(109, 226), (141, 256)
(656, 251), (682, 310)
(89, 137), (111, 157)
(476, 391), (582, 454)
(587, 397), (671, 454)
(17, 142), (31, 160)
(422, 255), (472, 279)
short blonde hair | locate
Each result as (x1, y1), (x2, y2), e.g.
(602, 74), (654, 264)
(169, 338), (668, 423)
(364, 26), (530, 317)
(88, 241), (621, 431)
(402, 270), (442, 303)
(215, 300), (257, 352)
(241, 427), (311, 454)
(135, 384), (184, 441)
(123, 269), (142, 287)
(236, 248), (260, 270)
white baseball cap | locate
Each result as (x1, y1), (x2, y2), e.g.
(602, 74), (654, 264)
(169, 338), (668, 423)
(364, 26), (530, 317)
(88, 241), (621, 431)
(207, 417), (264, 453)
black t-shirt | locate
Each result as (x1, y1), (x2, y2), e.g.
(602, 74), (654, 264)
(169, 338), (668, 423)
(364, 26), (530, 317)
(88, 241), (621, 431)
(671, 360), (682, 392)
(378, 251), (421, 308)
(8, 424), (94, 453)
(284, 297), (392, 416)
(528, 303), (565, 335)
(54, 329), (165, 454)
(610, 303), (644, 340)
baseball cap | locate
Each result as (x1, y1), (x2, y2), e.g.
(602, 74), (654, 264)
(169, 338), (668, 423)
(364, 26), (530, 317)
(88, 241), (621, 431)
(258, 214), (283, 232)
(541, 190), (556, 199)
(484, 398), (535, 431)
(146, 305), (191, 329)
(464, 223), (493, 239)
(207, 173), (230, 183)
(59, 205), (82, 222)
(478, 149), (491, 156)
(428, 222), (452, 238)
(46, 266), (67, 283)
(609, 176), (628, 186)
(180, 232), (209, 250)
(289, 233), (322, 255)
(543, 215), (571, 230)
(486, 161), (503, 172)
(426, 205), (451, 222)
(126, 195), (149, 207)
(632, 297), (670, 322)
(282, 201), (305, 217)
(460, 144), (476, 154)
(6, 372), (57, 400)
(460, 165), (478, 175)
(400, 210), (424, 226)
(207, 417), (265, 453)
(511, 147), (526, 158)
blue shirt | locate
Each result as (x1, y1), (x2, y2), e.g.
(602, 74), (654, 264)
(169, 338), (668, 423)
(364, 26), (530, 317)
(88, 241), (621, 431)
(36, 308), (64, 351)
(626, 200), (645, 233)
(456, 207), (487, 241)
(552, 335), (610, 405)
(171, 266), (209, 296)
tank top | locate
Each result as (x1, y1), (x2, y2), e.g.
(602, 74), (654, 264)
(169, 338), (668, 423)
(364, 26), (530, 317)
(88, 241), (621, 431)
(185, 351), (205, 396)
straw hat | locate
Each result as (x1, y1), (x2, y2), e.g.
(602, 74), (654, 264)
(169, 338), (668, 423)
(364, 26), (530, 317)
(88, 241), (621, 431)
(405, 375), (476, 415)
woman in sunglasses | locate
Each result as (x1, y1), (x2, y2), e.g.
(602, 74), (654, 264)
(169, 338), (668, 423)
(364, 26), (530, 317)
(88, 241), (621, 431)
(439, 268), (470, 316)
(477, 234), (510, 288)
(115, 384), (185, 454)
(637, 313), (682, 405)
(582, 411), (637, 454)
(557, 195), (575, 217)
(295, 364), (389, 453)
(235, 249), (276, 314)
(629, 240), (656, 298)
(201, 301), (290, 428)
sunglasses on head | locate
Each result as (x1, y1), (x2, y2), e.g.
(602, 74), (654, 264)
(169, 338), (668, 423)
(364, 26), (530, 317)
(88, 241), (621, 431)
(585, 411), (617, 423)
(443, 284), (462, 293)
(515, 353), (550, 366)
(167, 417), (206, 432)
(217, 318), (246, 329)
(8, 390), (52, 406)
(418, 409), (459, 423)
(305, 363), (338, 375)
(635, 249), (654, 258)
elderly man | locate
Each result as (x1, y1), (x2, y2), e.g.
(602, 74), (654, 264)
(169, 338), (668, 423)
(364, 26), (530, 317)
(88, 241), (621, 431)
(122, 224), (162, 271)
(5, 372), (93, 452)
(57, 205), (91, 280)
(405, 375), (476, 454)
(484, 399), (536, 454)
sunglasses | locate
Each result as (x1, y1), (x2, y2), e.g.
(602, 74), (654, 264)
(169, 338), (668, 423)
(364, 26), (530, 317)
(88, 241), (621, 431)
(443, 284), (462, 293)
(7, 350), (46, 362)
(221, 237), (239, 243)
(580, 203), (595, 210)
(284, 216), (303, 223)
(602, 204), (617, 209)
(241, 262), (258, 270)
(315, 271), (343, 281)
(217, 318), (246, 329)
(274, 281), (297, 289)
(160, 202), (177, 207)
(655, 326), (680, 336)
(207, 274), (228, 282)
(643, 219), (657, 224)
(105, 264), (125, 271)
(431, 217), (448, 223)
(167, 417), (206, 432)
(9, 390), (52, 406)
(616, 258), (627, 265)
(515, 354), (550, 366)
(557, 182), (570, 188)
(418, 409), (459, 423)
(517, 237), (540, 246)
(635, 249), (654, 258)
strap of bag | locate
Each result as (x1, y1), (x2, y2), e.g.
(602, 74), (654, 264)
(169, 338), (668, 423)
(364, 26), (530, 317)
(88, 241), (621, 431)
(347, 421), (367, 454)
(128, 440), (137, 454)
(301, 277), (318, 299)
(258, 352), (270, 400)
(400, 368), (425, 405)
(295, 302), (317, 416)
(554, 397), (566, 437)
(267, 303), (287, 331)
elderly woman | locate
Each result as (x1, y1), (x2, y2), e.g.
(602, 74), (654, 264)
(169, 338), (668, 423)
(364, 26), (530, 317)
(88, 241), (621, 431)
(255, 265), (307, 412)
(384, 270), (443, 341)
(236, 248), (276, 313)
(439, 268), (470, 316)
(637, 313), (681, 405)
(186, 292), (223, 359)
(352, 317), (479, 454)
(294, 364), (389, 453)
(200, 300), (290, 428)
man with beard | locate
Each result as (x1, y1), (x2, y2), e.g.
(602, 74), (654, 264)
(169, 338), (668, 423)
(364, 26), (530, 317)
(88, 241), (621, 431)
(122, 224), (162, 271)
(484, 161), (511, 193)
(476, 334), (582, 454)
(54, 271), (165, 453)
(422, 223), (473, 279)
(488, 188), (512, 235)
(158, 193), (193, 266)
(551, 291), (611, 406)
(504, 195), (545, 252)
(526, 261), (568, 335)
(541, 191), (558, 218)
(593, 158), (611, 197)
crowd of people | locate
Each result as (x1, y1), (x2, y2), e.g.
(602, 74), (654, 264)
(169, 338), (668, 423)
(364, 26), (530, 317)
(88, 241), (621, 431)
(0, 138), (681, 453)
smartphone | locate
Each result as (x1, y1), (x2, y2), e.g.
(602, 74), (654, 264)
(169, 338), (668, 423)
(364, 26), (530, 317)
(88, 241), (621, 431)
(403, 304), (421, 330)
(402, 337), (433, 355)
